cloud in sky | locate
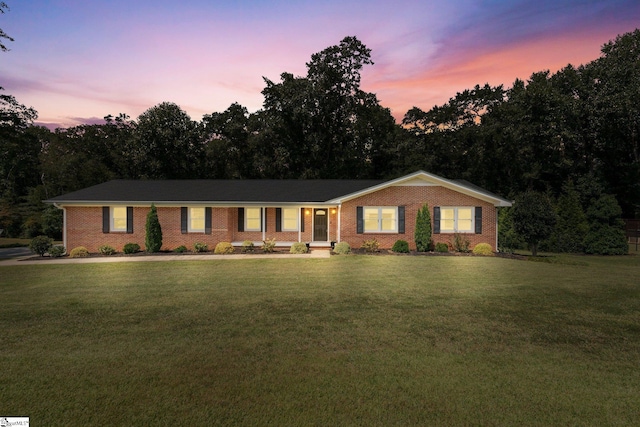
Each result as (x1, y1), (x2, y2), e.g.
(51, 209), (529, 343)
(1, 0), (638, 128)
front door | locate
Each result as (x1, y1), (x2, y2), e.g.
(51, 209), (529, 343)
(313, 209), (328, 241)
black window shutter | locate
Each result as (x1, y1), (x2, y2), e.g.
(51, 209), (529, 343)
(102, 206), (110, 233)
(238, 208), (244, 232)
(181, 207), (188, 234)
(205, 207), (212, 234)
(475, 207), (482, 234)
(356, 206), (363, 234)
(300, 208), (305, 232)
(398, 206), (405, 234)
(276, 208), (282, 232)
(263, 208), (267, 232)
(126, 206), (134, 234)
(433, 206), (441, 234)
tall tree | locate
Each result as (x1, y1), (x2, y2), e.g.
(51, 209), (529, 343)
(130, 102), (203, 179)
(259, 36), (398, 178)
(0, 2), (14, 52)
(512, 191), (557, 256)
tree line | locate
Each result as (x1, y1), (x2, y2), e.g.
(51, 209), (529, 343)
(1, 30), (638, 253)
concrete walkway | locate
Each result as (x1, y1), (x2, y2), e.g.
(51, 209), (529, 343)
(0, 250), (331, 266)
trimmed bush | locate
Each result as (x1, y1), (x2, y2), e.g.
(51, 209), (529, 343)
(333, 242), (351, 255)
(472, 243), (494, 256)
(241, 240), (255, 253)
(361, 239), (380, 253)
(262, 238), (276, 253)
(123, 243), (140, 254)
(145, 203), (163, 252)
(194, 242), (208, 253)
(391, 239), (410, 253)
(48, 245), (66, 258)
(174, 245), (188, 253)
(29, 235), (53, 256)
(290, 242), (308, 254)
(69, 246), (89, 258)
(414, 203), (432, 252)
(98, 245), (116, 255)
(435, 242), (449, 253)
(214, 242), (235, 254)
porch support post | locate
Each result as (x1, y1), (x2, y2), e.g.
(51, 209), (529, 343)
(262, 207), (266, 241)
(337, 205), (341, 242)
(298, 206), (302, 243)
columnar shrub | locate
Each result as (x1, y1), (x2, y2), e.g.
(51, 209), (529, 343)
(361, 238), (380, 253)
(472, 243), (494, 256)
(289, 242), (308, 254)
(194, 242), (208, 253)
(123, 243), (140, 254)
(414, 203), (432, 252)
(333, 242), (351, 255)
(512, 191), (557, 256)
(99, 245), (116, 255)
(262, 238), (276, 253)
(145, 203), (163, 253)
(29, 235), (53, 256)
(69, 246), (89, 258)
(391, 239), (409, 253)
(214, 242), (235, 254)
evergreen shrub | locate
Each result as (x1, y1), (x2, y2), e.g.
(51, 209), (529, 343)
(435, 242), (449, 253)
(289, 242), (308, 254)
(241, 240), (255, 253)
(123, 243), (140, 254)
(333, 242), (351, 255)
(29, 235), (53, 256)
(414, 204), (432, 252)
(391, 240), (410, 253)
(145, 203), (163, 253)
(262, 238), (276, 253)
(174, 245), (188, 253)
(98, 245), (116, 255)
(48, 245), (66, 257)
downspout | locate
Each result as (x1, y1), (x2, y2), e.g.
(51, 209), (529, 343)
(495, 207), (499, 252)
(53, 203), (67, 251)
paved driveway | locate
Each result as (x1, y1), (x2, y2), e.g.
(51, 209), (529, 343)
(0, 247), (31, 260)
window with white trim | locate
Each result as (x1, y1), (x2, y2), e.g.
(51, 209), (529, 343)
(189, 207), (205, 232)
(364, 207), (397, 232)
(245, 207), (261, 231)
(282, 207), (298, 231)
(441, 207), (474, 233)
(111, 206), (127, 232)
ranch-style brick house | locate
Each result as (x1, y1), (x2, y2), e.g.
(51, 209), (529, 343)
(46, 171), (512, 253)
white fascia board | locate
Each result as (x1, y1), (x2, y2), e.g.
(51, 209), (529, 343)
(328, 170), (512, 207)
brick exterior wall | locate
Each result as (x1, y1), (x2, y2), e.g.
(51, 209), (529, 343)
(63, 185), (497, 253)
(64, 205), (336, 253)
(339, 185), (498, 250)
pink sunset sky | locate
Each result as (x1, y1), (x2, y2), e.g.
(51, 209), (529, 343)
(1, 0), (639, 129)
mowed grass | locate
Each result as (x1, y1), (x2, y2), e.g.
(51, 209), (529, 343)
(1, 255), (639, 426)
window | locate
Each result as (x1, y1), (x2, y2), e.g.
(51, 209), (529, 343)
(111, 206), (127, 232)
(282, 208), (298, 231)
(245, 208), (261, 231)
(364, 207), (397, 232)
(440, 207), (474, 233)
(189, 207), (205, 232)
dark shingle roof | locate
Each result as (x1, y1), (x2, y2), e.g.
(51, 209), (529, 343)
(46, 179), (386, 204)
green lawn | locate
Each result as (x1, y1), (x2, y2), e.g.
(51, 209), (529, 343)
(1, 255), (639, 426)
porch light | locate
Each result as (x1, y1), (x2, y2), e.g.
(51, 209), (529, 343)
(305, 209), (311, 215)
(331, 208), (337, 214)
